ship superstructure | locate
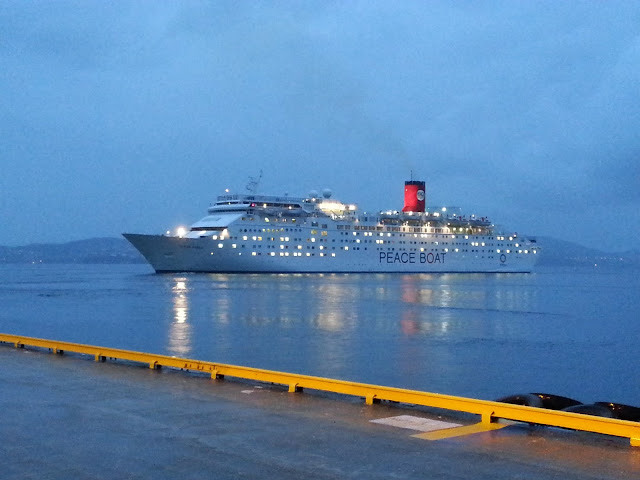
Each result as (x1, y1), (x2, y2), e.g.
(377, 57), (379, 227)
(124, 180), (539, 273)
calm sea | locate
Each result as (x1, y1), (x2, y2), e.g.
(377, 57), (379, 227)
(1, 264), (638, 405)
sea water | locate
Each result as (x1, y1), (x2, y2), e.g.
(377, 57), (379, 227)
(0, 264), (638, 405)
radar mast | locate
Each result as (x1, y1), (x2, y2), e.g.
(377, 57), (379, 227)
(246, 170), (263, 194)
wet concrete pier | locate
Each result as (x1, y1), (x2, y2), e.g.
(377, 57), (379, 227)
(1, 347), (638, 479)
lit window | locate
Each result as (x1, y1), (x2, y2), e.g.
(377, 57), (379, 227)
(218, 243), (223, 248)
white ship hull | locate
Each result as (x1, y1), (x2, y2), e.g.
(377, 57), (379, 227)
(124, 233), (537, 274)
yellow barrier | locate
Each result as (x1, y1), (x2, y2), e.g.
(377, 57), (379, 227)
(1, 333), (638, 447)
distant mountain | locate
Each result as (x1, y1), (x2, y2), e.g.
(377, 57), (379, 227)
(0, 237), (145, 264)
(0, 236), (638, 267)
(535, 236), (639, 268)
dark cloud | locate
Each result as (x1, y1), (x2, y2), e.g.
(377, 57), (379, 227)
(1, 1), (639, 251)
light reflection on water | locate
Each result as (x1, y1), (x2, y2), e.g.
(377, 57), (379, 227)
(169, 277), (191, 356)
(0, 265), (638, 404)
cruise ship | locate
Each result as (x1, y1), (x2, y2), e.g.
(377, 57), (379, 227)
(124, 180), (539, 273)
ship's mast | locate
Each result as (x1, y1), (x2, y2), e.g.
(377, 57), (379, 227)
(246, 170), (263, 194)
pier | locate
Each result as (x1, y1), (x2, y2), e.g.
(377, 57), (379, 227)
(1, 333), (638, 448)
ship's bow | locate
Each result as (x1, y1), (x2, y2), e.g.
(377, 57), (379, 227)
(122, 233), (180, 273)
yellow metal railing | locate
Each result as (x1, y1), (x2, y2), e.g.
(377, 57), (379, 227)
(1, 332), (638, 447)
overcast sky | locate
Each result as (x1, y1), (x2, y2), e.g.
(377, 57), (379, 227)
(1, 1), (639, 251)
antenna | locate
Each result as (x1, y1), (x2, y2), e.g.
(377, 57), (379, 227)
(246, 170), (263, 194)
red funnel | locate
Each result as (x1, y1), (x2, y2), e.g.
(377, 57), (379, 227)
(402, 181), (425, 213)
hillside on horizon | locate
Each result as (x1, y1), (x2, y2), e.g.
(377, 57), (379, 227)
(0, 237), (145, 264)
(535, 236), (639, 267)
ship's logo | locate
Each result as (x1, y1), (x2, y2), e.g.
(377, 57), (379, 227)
(417, 190), (425, 201)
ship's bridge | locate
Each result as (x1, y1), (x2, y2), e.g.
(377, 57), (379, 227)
(209, 194), (310, 215)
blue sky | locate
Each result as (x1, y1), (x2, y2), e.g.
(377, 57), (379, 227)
(1, 2), (639, 251)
